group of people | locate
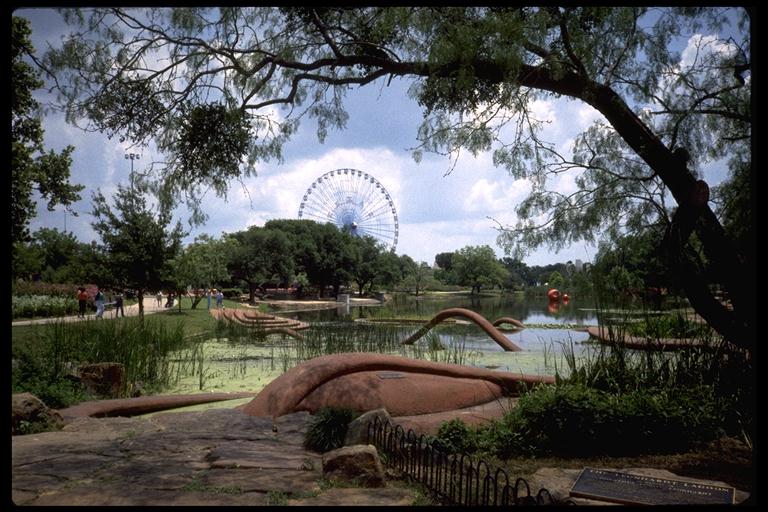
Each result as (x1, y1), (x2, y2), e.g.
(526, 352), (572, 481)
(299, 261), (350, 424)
(154, 288), (225, 310)
(76, 286), (227, 319)
(76, 286), (124, 319)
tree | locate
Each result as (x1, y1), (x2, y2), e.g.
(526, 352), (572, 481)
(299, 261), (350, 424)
(11, 16), (83, 250)
(25, 228), (79, 283)
(348, 235), (401, 296)
(263, 219), (354, 297)
(91, 183), (185, 317)
(433, 252), (456, 285)
(548, 271), (566, 291)
(43, 7), (753, 349)
(399, 255), (435, 296)
(349, 235), (384, 296)
(374, 251), (403, 293)
(227, 226), (293, 303)
(451, 245), (509, 294)
(500, 257), (531, 291)
(11, 227), (110, 285)
(169, 234), (232, 309)
(592, 227), (677, 307)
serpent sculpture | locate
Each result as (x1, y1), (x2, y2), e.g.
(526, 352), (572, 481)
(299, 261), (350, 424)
(241, 352), (554, 418)
(210, 308), (308, 340)
(400, 308), (524, 351)
(491, 316), (526, 329)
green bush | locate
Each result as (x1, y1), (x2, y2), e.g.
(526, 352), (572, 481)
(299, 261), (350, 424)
(12, 281), (82, 298)
(431, 418), (478, 454)
(12, 295), (79, 319)
(303, 406), (360, 453)
(221, 288), (243, 299)
(477, 382), (728, 459)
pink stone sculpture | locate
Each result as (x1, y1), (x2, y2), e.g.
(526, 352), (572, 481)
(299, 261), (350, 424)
(400, 308), (523, 351)
(210, 308), (308, 339)
(491, 317), (526, 329)
(241, 353), (554, 418)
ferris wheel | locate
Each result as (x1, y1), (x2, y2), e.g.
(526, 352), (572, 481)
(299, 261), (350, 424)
(298, 168), (399, 252)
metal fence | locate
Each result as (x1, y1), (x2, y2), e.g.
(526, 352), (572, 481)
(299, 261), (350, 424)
(366, 417), (571, 506)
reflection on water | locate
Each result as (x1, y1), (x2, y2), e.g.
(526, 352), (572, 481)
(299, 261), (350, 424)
(292, 293), (601, 325)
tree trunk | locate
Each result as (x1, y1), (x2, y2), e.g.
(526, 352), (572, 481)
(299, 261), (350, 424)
(584, 86), (752, 351)
(506, 66), (753, 351)
(137, 290), (144, 319)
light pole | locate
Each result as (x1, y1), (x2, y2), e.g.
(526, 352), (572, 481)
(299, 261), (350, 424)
(125, 152), (140, 186)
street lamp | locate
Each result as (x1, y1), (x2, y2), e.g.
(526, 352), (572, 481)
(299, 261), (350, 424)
(125, 153), (140, 186)
(124, 152), (140, 169)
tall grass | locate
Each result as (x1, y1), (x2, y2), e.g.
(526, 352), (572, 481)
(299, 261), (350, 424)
(12, 317), (192, 406)
(203, 319), (481, 378)
(556, 291), (754, 448)
(426, 282), (755, 459)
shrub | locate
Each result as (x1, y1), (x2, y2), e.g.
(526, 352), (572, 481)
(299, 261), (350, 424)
(12, 281), (84, 298)
(12, 295), (79, 319)
(303, 406), (360, 453)
(221, 288), (243, 299)
(477, 382), (728, 459)
(431, 418), (478, 454)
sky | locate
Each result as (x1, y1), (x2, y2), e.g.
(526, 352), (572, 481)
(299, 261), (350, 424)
(18, 7), (741, 268)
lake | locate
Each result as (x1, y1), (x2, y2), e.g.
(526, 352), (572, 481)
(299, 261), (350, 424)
(161, 293), (603, 401)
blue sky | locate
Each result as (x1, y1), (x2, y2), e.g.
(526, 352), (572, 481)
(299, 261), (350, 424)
(18, 8), (740, 267)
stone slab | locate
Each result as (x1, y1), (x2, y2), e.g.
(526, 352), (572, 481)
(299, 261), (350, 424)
(569, 467), (736, 505)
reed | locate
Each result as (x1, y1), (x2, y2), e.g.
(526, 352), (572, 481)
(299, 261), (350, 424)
(12, 316), (192, 405)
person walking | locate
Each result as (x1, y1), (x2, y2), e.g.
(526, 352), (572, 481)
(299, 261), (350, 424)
(156, 291), (163, 307)
(94, 287), (105, 319)
(216, 289), (224, 309)
(114, 292), (125, 318)
(77, 287), (89, 318)
(206, 288), (212, 310)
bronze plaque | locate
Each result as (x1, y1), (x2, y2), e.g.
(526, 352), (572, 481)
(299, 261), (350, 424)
(377, 371), (406, 379)
(569, 468), (735, 505)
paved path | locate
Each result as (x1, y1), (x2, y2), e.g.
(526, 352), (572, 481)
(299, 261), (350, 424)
(12, 409), (422, 506)
(12, 295), (172, 326)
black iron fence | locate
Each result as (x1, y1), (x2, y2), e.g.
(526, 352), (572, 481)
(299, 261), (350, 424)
(366, 417), (571, 506)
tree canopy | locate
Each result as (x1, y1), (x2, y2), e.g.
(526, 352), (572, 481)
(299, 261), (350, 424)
(226, 226), (294, 302)
(450, 245), (509, 294)
(40, 7), (753, 349)
(12, 16), (83, 248)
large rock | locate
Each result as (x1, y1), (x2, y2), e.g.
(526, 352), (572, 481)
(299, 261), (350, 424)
(344, 408), (391, 446)
(322, 445), (385, 487)
(78, 362), (125, 398)
(12, 393), (64, 435)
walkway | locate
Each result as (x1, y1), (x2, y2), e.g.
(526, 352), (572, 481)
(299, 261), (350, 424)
(12, 295), (169, 327)
(12, 409), (422, 506)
